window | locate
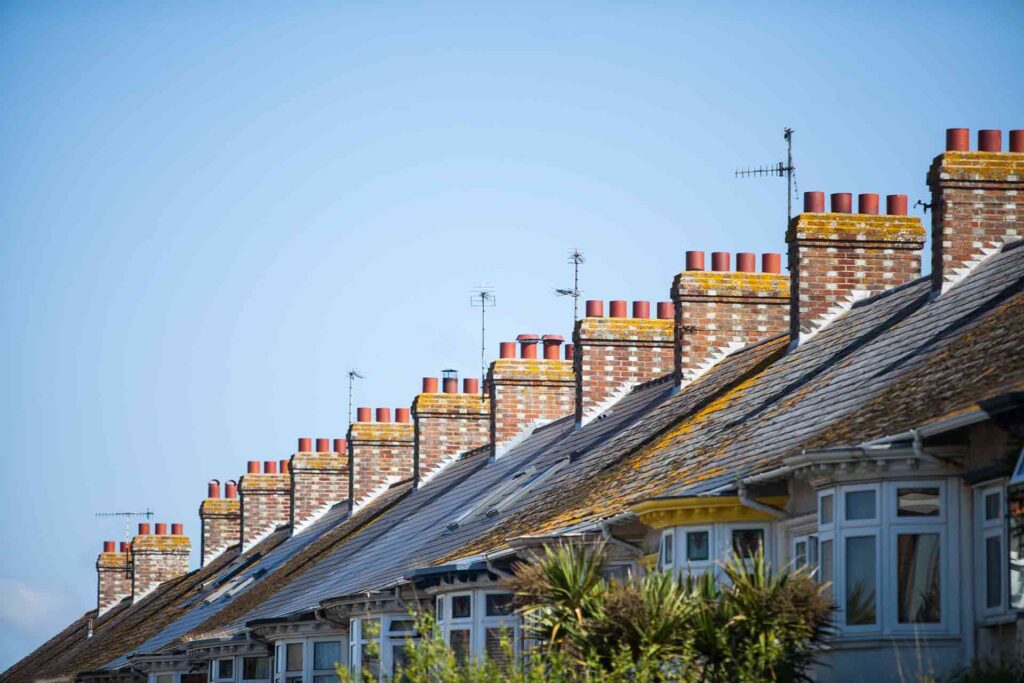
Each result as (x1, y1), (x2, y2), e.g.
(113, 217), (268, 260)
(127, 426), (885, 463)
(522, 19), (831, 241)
(451, 594), (472, 619)
(844, 535), (877, 626)
(792, 535), (818, 570)
(312, 640), (343, 683)
(977, 485), (1008, 617)
(896, 532), (941, 623)
(435, 590), (519, 665)
(845, 489), (876, 522)
(660, 531), (674, 569)
(686, 530), (710, 562)
(660, 523), (773, 578)
(820, 494), (834, 525)
(215, 660), (234, 681)
(731, 528), (764, 559)
(242, 657), (269, 681)
(156, 675), (175, 683)
(898, 488), (940, 517)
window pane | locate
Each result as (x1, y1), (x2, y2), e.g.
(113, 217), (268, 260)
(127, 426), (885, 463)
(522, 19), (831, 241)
(986, 535), (1003, 609)
(313, 677), (336, 683)
(485, 593), (514, 616)
(985, 492), (1002, 521)
(845, 535), (877, 625)
(820, 540), (833, 586)
(449, 629), (471, 664)
(731, 529), (764, 559)
(662, 532), (674, 566)
(436, 596), (444, 621)
(794, 540), (807, 568)
(360, 645), (379, 679)
(387, 619), (416, 634)
(217, 660), (234, 680)
(392, 644), (411, 683)
(1011, 488), (1024, 609)
(687, 531), (709, 561)
(820, 494), (833, 525)
(313, 641), (342, 670)
(485, 627), (513, 665)
(451, 595), (472, 618)
(845, 490), (876, 521)
(242, 657), (269, 680)
(285, 643), (303, 671)
(897, 533), (941, 623)
(157, 675), (174, 683)
(897, 488), (940, 517)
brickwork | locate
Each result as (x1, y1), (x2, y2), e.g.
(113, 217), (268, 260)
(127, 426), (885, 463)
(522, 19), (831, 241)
(488, 358), (575, 449)
(96, 550), (131, 613)
(927, 151), (1024, 289)
(347, 422), (414, 505)
(239, 473), (291, 548)
(786, 213), (925, 337)
(131, 534), (190, 601)
(199, 498), (240, 565)
(574, 317), (673, 420)
(291, 450), (349, 528)
(672, 272), (789, 381)
(412, 392), (490, 483)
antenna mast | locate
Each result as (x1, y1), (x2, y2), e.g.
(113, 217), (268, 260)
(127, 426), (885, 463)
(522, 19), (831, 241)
(735, 127), (798, 224)
(554, 248), (585, 327)
(347, 369), (364, 425)
(95, 509), (155, 543)
(470, 285), (495, 396)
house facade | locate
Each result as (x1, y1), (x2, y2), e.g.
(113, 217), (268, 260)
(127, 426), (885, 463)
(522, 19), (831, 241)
(3, 127), (1023, 683)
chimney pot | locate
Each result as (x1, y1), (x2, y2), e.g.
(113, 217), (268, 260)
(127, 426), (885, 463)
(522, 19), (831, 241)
(1010, 130), (1024, 153)
(225, 480), (238, 498)
(858, 193), (880, 215)
(315, 437), (330, 452)
(247, 460), (260, 474)
(279, 459), (290, 474)
(499, 341), (516, 358)
(357, 407), (372, 422)
(422, 376), (439, 393)
(608, 300), (627, 318)
(656, 301), (673, 319)
(462, 377), (479, 394)
(138, 522), (151, 535)
(516, 334), (540, 359)
(684, 250), (705, 271)
(736, 253), (756, 272)
(585, 299), (604, 317)
(171, 523), (183, 536)
(803, 191), (825, 213)
(442, 377), (458, 394)
(632, 301), (650, 318)
(946, 128), (970, 151)
(375, 407), (391, 422)
(155, 523), (167, 535)
(263, 460), (278, 474)
(120, 541), (128, 552)
(333, 438), (346, 453)
(207, 479), (221, 498)
(298, 437), (312, 452)
(886, 194), (909, 216)
(978, 129), (1002, 152)
(395, 407), (411, 423)
(103, 540), (116, 553)
(711, 252), (730, 272)
(564, 343), (575, 361)
(830, 193), (852, 213)
(761, 253), (782, 274)
(542, 334), (564, 360)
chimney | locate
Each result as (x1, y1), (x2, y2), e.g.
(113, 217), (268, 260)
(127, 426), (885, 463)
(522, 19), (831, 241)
(239, 460), (291, 549)
(573, 299), (674, 423)
(412, 373), (490, 485)
(290, 436), (349, 531)
(199, 479), (240, 566)
(96, 540), (131, 614)
(672, 250), (789, 381)
(927, 128), (1024, 291)
(488, 333), (575, 453)
(788, 190), (925, 340)
(131, 522), (190, 601)
(347, 405), (414, 507)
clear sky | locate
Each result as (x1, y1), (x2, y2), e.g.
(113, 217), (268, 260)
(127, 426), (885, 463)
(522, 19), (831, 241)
(1, 0), (1021, 666)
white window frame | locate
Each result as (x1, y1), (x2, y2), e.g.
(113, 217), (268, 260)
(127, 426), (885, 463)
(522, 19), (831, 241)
(681, 526), (714, 572)
(212, 658), (235, 683)
(434, 590), (519, 664)
(274, 635), (346, 683)
(309, 636), (346, 683)
(348, 617), (381, 681)
(975, 483), (1009, 620)
(659, 530), (675, 570)
(239, 655), (271, 683)
(151, 673), (181, 683)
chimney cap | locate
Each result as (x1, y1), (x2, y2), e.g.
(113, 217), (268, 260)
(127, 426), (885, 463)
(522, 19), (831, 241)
(541, 334), (564, 342)
(515, 333), (540, 342)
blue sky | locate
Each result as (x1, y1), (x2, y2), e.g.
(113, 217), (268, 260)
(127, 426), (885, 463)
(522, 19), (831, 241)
(1, 0), (1021, 667)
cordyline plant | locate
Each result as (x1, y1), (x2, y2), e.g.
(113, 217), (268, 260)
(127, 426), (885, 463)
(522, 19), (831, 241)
(337, 542), (833, 682)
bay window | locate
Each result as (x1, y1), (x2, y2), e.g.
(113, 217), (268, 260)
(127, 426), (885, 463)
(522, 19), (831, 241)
(435, 590), (519, 664)
(273, 637), (345, 683)
(659, 522), (773, 577)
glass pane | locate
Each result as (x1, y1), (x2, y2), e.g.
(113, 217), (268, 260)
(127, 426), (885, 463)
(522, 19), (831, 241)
(731, 529), (764, 559)
(242, 657), (269, 681)
(217, 660), (234, 680)
(387, 619), (416, 634)
(436, 596), (444, 621)
(845, 535), (877, 625)
(360, 645), (379, 679)
(897, 488), (940, 517)
(897, 533), (941, 623)
(845, 490), (876, 521)
(820, 540), (833, 586)
(485, 593), (514, 616)
(313, 677), (336, 683)
(485, 627), (513, 665)
(285, 678), (302, 683)
(285, 643), (303, 671)
(313, 641), (342, 669)
(1012, 487), (1024, 609)
(449, 629), (471, 664)
(662, 532), (674, 566)
(986, 535), (1003, 609)
(985, 492), (1002, 521)
(794, 541), (807, 568)
(687, 531), (710, 561)
(392, 644), (411, 683)
(157, 675), (174, 683)
(820, 494), (833, 525)
(451, 595), (472, 618)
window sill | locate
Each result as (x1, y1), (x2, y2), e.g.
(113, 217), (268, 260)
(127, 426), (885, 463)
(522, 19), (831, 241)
(827, 633), (961, 649)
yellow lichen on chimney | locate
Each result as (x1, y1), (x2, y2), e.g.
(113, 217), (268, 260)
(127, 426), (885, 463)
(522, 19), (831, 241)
(200, 498), (240, 514)
(490, 359), (574, 382)
(133, 535), (191, 551)
(348, 422), (415, 443)
(674, 271), (789, 298)
(96, 552), (129, 568)
(577, 317), (673, 342)
(239, 473), (291, 491)
(413, 393), (490, 415)
(291, 453), (347, 470)
(931, 151), (1024, 182)
(787, 213), (926, 244)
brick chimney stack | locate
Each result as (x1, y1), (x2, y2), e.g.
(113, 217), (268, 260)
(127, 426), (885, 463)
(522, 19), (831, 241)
(787, 190), (925, 341)
(290, 436), (349, 530)
(573, 299), (674, 423)
(347, 404), (414, 507)
(131, 522), (190, 602)
(96, 540), (131, 614)
(672, 251), (789, 381)
(199, 478), (240, 566)
(412, 374), (490, 485)
(239, 460), (291, 549)
(488, 333), (575, 454)
(927, 128), (1024, 291)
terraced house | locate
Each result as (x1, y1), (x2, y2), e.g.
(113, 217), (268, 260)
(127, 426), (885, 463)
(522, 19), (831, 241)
(4, 127), (1023, 683)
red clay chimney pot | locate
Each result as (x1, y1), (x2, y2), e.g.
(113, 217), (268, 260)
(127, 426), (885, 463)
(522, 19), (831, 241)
(761, 253), (782, 274)
(120, 541), (128, 553)
(684, 250), (705, 271)
(279, 459), (290, 474)
(886, 194), (908, 216)
(978, 129), (1002, 152)
(103, 540), (116, 553)
(247, 460), (260, 474)
(207, 479), (221, 498)
(1010, 130), (1024, 153)
(585, 299), (604, 317)
(542, 334), (564, 360)
(564, 343), (575, 361)
(462, 378), (479, 394)
(711, 252), (730, 272)
(422, 377), (439, 393)
(375, 407), (391, 422)
(632, 301), (650, 318)
(155, 523), (167, 535)
(517, 334), (540, 359)
(499, 341), (516, 359)
(609, 300), (627, 318)
(357, 407), (372, 422)
(138, 522), (151, 535)
(442, 377), (458, 394)
(298, 437), (312, 452)
(830, 193), (852, 213)
(858, 193), (880, 215)
(315, 438), (329, 452)
(803, 191), (825, 213)
(333, 438), (346, 453)
(225, 480), (238, 498)
(395, 407), (411, 423)
(263, 460), (277, 474)
(946, 128), (970, 151)
(736, 253), (756, 272)
(656, 301), (673, 319)
(171, 523), (183, 536)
